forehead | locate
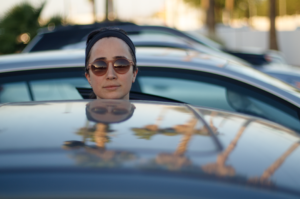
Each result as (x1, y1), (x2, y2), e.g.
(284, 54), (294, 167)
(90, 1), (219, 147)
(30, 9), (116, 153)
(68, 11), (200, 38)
(89, 37), (131, 59)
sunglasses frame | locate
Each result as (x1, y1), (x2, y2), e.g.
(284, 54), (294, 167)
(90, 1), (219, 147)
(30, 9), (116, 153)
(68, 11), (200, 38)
(87, 58), (134, 76)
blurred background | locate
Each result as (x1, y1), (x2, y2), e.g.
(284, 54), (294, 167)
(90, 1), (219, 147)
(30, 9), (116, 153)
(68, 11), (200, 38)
(1, 0), (300, 66)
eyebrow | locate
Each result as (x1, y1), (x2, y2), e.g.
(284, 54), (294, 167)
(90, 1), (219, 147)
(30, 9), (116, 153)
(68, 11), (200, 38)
(94, 56), (127, 61)
(114, 56), (127, 59)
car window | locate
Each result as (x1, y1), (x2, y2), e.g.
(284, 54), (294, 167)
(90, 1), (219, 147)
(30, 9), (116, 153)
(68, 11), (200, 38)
(135, 67), (300, 132)
(0, 68), (90, 103)
(30, 78), (89, 101)
(139, 77), (234, 111)
(227, 63), (300, 98)
(0, 82), (31, 103)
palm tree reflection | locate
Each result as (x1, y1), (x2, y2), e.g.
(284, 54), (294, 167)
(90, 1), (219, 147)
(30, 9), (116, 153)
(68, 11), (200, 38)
(155, 118), (198, 170)
(63, 100), (136, 167)
(201, 116), (299, 186)
(249, 141), (300, 185)
(63, 101), (299, 185)
(202, 119), (255, 177)
(132, 107), (209, 140)
(132, 107), (208, 170)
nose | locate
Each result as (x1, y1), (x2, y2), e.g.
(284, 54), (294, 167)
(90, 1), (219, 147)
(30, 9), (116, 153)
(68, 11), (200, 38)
(106, 62), (117, 80)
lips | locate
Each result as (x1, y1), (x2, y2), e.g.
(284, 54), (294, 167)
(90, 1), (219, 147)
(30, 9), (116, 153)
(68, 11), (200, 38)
(103, 85), (121, 90)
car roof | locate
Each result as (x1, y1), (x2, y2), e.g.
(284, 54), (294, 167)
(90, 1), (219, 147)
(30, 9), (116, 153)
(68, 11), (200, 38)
(60, 34), (250, 66)
(0, 48), (229, 72)
(22, 23), (250, 66)
(0, 100), (299, 197)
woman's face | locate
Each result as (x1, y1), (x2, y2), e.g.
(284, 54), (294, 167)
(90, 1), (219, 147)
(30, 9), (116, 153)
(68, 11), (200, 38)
(85, 37), (138, 100)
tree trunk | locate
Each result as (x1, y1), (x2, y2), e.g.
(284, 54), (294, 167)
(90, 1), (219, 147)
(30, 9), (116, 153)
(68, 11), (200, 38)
(105, 0), (109, 21)
(269, 0), (279, 50)
(105, 0), (114, 21)
(206, 0), (215, 35)
(91, 0), (97, 23)
(225, 0), (234, 24)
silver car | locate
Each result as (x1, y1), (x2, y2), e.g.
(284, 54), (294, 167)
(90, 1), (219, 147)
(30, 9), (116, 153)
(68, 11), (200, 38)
(0, 47), (300, 132)
(0, 99), (299, 198)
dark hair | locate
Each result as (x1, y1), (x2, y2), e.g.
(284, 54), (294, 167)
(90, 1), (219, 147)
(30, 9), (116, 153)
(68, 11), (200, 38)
(85, 27), (137, 99)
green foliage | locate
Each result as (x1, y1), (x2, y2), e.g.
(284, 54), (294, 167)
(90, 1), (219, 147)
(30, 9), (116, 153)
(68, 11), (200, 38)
(184, 0), (201, 7)
(0, 2), (45, 54)
(280, 0), (300, 15)
(183, 0), (300, 20)
(0, 2), (63, 55)
(248, 0), (300, 17)
(254, 0), (268, 16)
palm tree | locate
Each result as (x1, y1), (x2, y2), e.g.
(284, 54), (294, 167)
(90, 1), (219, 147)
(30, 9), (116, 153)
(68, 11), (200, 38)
(269, 0), (279, 50)
(88, 0), (97, 23)
(0, 2), (45, 54)
(105, 0), (114, 21)
(206, 0), (216, 35)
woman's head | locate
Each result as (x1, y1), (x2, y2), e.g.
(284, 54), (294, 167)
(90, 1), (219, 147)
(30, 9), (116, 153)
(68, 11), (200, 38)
(85, 27), (138, 100)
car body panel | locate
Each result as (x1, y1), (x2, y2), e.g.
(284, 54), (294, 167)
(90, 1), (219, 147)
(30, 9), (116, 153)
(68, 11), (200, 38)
(260, 64), (300, 89)
(0, 100), (299, 198)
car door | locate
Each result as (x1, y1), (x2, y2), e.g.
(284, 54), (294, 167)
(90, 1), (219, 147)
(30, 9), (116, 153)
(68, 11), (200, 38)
(133, 67), (300, 132)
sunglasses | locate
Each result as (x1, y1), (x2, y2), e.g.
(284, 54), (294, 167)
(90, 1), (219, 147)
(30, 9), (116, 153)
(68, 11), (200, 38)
(91, 106), (129, 115)
(87, 58), (133, 76)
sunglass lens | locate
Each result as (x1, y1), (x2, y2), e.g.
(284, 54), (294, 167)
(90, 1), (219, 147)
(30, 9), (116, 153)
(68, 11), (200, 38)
(91, 107), (107, 114)
(92, 60), (107, 76)
(112, 108), (128, 115)
(114, 59), (131, 74)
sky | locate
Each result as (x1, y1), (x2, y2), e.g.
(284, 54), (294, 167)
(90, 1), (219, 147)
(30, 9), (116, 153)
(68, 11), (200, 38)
(0, 0), (166, 23)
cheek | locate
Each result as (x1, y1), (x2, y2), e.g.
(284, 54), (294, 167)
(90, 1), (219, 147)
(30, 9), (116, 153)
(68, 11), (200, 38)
(90, 74), (104, 86)
(120, 73), (134, 86)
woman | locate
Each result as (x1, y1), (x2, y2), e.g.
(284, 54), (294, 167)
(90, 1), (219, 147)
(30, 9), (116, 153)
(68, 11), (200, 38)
(85, 27), (138, 99)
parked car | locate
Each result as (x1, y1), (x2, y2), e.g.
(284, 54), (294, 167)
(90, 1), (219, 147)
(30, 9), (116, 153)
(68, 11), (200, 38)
(260, 64), (300, 89)
(21, 23), (224, 53)
(1, 48), (300, 133)
(0, 99), (299, 198)
(58, 24), (250, 67)
(22, 23), (300, 89)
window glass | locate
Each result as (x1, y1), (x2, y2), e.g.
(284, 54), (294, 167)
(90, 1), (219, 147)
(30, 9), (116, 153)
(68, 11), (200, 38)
(139, 77), (234, 111)
(227, 63), (300, 98)
(30, 78), (89, 101)
(0, 82), (31, 103)
(137, 68), (300, 132)
(226, 90), (300, 131)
